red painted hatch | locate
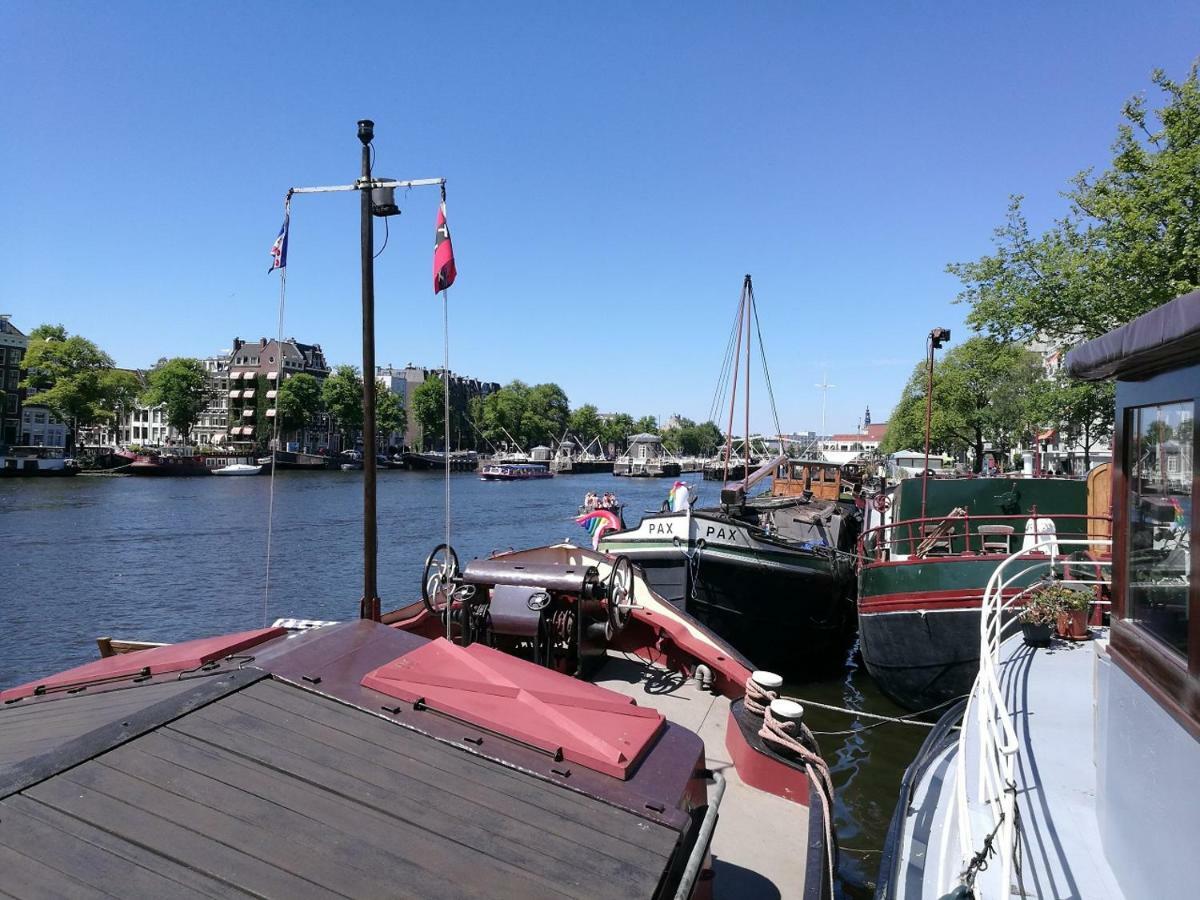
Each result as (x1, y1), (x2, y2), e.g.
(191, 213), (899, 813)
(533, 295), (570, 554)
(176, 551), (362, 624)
(362, 638), (665, 779)
(1, 627), (286, 702)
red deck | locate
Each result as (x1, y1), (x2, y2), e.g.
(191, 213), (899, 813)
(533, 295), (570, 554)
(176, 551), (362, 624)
(0, 627), (286, 702)
(362, 638), (665, 779)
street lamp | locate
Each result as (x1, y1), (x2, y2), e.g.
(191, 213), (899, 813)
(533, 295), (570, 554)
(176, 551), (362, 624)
(921, 327), (951, 521)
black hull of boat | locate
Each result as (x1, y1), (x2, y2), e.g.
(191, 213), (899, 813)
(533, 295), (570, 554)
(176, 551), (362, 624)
(857, 607), (1002, 711)
(635, 554), (855, 675)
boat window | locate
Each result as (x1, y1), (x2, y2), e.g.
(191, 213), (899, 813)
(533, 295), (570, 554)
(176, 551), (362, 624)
(824, 467), (839, 482)
(1126, 401), (1193, 658)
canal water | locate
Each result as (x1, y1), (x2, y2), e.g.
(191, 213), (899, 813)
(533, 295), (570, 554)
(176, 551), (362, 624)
(0, 471), (927, 897)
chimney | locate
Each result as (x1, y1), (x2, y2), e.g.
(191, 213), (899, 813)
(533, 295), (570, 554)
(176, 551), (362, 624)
(260, 337), (268, 348)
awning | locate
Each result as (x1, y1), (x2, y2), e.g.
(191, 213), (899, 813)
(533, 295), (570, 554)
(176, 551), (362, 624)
(229, 371), (244, 380)
(1037, 428), (1057, 442)
(242, 409), (254, 417)
(266, 390), (277, 399)
(267, 371), (279, 380)
(228, 390), (241, 399)
(242, 389), (256, 399)
(1066, 288), (1200, 381)
(266, 409), (276, 417)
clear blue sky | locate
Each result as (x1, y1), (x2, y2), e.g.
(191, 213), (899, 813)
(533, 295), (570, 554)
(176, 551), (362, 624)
(2, 2), (1197, 435)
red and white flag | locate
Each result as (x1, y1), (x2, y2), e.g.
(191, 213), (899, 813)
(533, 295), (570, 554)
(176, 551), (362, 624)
(433, 201), (457, 293)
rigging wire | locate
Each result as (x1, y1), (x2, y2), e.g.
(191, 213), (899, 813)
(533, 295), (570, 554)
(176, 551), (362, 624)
(751, 291), (784, 443)
(707, 294), (745, 426)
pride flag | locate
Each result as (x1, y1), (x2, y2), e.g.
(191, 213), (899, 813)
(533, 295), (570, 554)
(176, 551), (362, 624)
(576, 508), (623, 550)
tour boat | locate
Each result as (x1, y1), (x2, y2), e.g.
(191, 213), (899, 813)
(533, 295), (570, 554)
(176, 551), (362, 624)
(0, 445), (79, 477)
(600, 457), (863, 674)
(855, 471), (1108, 710)
(480, 462), (552, 481)
(878, 288), (1200, 899)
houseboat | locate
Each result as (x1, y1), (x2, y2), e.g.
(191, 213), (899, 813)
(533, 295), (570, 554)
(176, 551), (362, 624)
(856, 470), (1105, 710)
(599, 456), (863, 673)
(613, 433), (682, 477)
(479, 462), (552, 481)
(0, 445), (79, 477)
(878, 287), (1200, 900)
(127, 450), (261, 476)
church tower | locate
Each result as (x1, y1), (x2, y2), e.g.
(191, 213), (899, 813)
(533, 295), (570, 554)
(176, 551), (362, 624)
(864, 405), (872, 427)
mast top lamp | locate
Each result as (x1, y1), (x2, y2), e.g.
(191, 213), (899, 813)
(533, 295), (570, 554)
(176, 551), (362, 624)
(930, 327), (951, 349)
(357, 120), (375, 145)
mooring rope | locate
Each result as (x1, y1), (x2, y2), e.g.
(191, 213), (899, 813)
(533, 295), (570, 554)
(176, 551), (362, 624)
(745, 676), (838, 890)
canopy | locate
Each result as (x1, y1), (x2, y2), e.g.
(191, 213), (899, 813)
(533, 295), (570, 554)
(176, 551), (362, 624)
(1066, 289), (1200, 381)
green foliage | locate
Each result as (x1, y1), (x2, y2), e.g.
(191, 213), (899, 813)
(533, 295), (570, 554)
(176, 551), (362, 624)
(600, 413), (635, 451)
(141, 358), (207, 440)
(524, 383), (569, 447)
(276, 373), (323, 433)
(21, 326), (117, 441)
(879, 338), (1042, 470)
(321, 365), (363, 442)
(950, 66), (1200, 347)
(632, 415), (659, 436)
(98, 369), (142, 416)
(567, 404), (603, 445)
(411, 376), (445, 450)
(1026, 582), (1093, 618)
(377, 388), (405, 442)
(1029, 375), (1115, 466)
(661, 417), (725, 455)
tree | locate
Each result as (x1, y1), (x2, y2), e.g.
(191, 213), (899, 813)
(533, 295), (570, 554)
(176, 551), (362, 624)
(478, 381), (530, 449)
(950, 66), (1200, 347)
(1030, 376), (1115, 469)
(377, 389), (405, 447)
(141, 358), (207, 443)
(20, 326), (116, 448)
(600, 413), (635, 452)
(568, 404), (603, 446)
(276, 373), (323, 434)
(880, 338), (1042, 471)
(411, 376), (445, 450)
(322, 365), (363, 447)
(98, 369), (142, 421)
(632, 415), (659, 435)
(523, 383), (570, 447)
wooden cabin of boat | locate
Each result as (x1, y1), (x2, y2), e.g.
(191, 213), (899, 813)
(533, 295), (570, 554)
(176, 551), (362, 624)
(770, 458), (862, 502)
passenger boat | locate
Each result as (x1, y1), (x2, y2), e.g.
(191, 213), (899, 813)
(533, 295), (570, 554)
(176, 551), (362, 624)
(600, 457), (863, 673)
(856, 471), (1108, 710)
(878, 288), (1200, 899)
(480, 462), (552, 480)
(0, 445), (79, 477)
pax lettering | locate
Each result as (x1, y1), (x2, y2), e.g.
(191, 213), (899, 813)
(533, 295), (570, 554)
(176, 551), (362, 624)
(704, 525), (740, 542)
(646, 521), (674, 536)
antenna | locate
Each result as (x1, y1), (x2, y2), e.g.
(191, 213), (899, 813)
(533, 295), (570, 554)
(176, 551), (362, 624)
(815, 371), (836, 438)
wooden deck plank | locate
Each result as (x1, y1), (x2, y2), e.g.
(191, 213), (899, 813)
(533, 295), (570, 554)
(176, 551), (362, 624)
(2, 794), (239, 899)
(0, 842), (112, 899)
(105, 735), (584, 900)
(25, 771), (347, 900)
(198, 684), (676, 870)
(139, 727), (666, 890)
(0, 799), (217, 900)
(233, 679), (678, 856)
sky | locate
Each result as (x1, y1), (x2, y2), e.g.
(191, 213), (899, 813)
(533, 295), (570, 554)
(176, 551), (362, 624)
(2, 2), (1198, 435)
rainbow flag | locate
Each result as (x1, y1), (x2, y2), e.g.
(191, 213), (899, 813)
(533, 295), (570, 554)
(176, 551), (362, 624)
(667, 481), (691, 512)
(576, 509), (623, 549)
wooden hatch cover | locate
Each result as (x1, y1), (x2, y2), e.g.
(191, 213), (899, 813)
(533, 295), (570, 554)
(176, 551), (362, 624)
(0, 627), (286, 703)
(362, 639), (665, 779)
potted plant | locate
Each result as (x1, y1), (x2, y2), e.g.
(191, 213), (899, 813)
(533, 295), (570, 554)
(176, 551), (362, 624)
(1029, 582), (1093, 640)
(1019, 588), (1059, 647)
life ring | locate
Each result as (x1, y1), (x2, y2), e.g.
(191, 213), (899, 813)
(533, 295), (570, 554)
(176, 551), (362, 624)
(872, 493), (890, 513)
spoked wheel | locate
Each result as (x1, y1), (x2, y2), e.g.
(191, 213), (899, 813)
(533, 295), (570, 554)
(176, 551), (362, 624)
(421, 543), (460, 615)
(606, 555), (634, 639)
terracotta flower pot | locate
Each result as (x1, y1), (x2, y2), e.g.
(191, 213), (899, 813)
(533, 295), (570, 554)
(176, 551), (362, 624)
(1056, 609), (1089, 640)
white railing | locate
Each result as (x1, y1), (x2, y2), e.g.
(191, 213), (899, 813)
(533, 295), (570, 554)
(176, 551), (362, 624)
(935, 538), (1112, 897)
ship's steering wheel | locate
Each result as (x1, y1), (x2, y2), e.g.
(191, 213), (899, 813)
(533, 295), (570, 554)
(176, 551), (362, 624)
(421, 543), (460, 615)
(606, 555), (634, 638)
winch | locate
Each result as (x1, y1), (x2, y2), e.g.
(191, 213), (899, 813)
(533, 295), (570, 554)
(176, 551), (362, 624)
(419, 544), (635, 676)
